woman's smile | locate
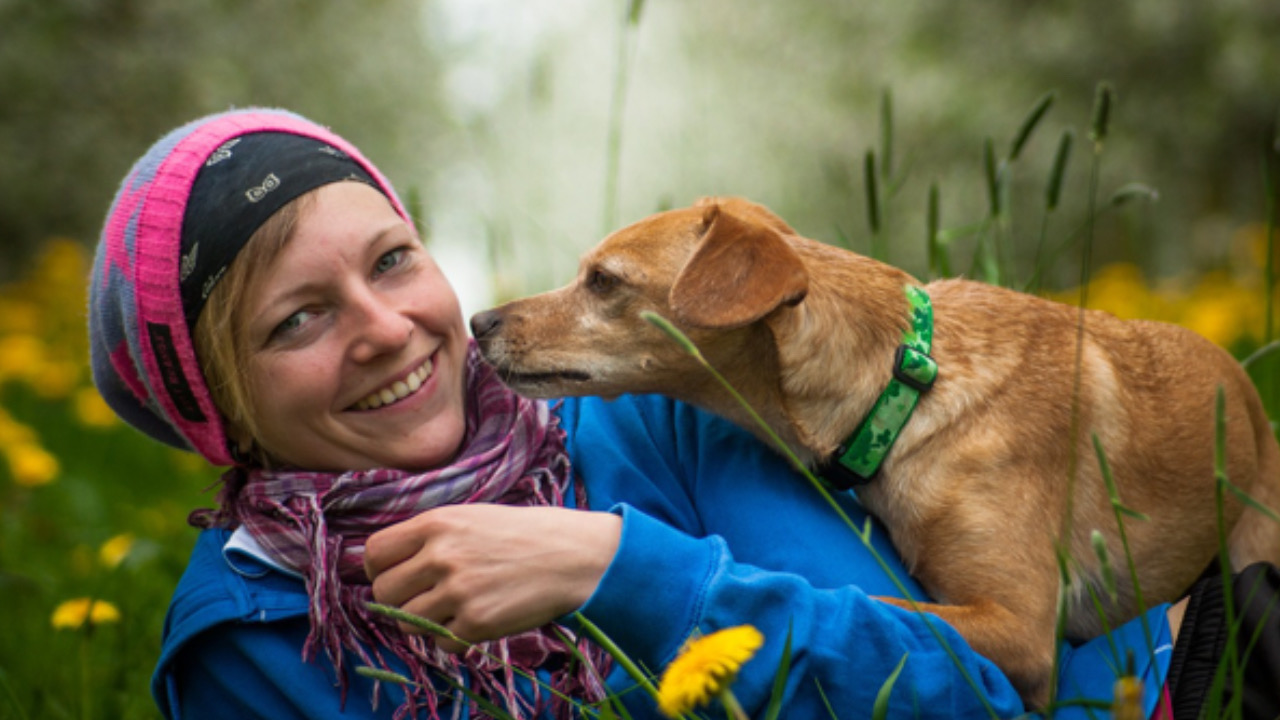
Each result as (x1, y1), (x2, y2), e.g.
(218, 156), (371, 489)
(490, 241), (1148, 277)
(351, 353), (436, 411)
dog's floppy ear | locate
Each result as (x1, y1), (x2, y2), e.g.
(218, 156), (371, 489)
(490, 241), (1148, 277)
(670, 203), (809, 329)
(694, 196), (799, 237)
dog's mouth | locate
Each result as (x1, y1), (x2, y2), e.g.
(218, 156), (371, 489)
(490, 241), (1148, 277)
(496, 367), (592, 386)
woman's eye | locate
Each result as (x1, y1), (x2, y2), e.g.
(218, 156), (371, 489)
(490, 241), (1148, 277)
(373, 248), (407, 276)
(271, 309), (315, 340)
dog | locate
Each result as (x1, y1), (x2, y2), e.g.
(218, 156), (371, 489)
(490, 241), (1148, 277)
(470, 197), (1280, 707)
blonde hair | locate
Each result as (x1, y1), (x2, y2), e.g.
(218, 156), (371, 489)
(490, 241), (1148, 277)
(192, 193), (312, 458)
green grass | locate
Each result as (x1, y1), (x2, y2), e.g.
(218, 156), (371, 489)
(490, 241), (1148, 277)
(0, 383), (218, 720)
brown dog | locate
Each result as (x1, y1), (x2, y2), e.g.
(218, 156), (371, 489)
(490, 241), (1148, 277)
(470, 197), (1280, 707)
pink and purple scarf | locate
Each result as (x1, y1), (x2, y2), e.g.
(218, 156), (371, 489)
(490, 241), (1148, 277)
(192, 346), (611, 719)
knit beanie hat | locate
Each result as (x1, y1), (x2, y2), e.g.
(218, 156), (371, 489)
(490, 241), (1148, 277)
(89, 109), (409, 466)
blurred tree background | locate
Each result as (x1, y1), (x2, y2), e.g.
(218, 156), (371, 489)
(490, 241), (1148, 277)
(0, 0), (443, 282)
(2, 0), (1277, 306)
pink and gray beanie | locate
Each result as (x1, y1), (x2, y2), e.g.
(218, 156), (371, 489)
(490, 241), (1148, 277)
(89, 108), (409, 466)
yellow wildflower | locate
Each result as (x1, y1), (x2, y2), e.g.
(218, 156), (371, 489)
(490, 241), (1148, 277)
(0, 408), (35, 445)
(0, 334), (45, 384)
(5, 442), (59, 486)
(74, 386), (118, 428)
(51, 597), (121, 630)
(1111, 674), (1144, 720)
(31, 360), (80, 399)
(657, 625), (764, 718)
(100, 533), (136, 569)
(0, 298), (39, 334)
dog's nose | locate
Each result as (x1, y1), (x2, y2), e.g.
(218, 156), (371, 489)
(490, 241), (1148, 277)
(470, 309), (504, 339)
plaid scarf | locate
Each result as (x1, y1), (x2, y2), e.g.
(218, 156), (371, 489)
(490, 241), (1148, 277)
(191, 345), (611, 719)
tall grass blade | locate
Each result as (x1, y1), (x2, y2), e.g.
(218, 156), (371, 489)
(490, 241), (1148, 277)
(983, 137), (1001, 217)
(1009, 91), (1055, 161)
(763, 624), (794, 720)
(865, 150), (882, 257)
(1090, 529), (1118, 605)
(1241, 340), (1280, 370)
(1107, 183), (1159, 207)
(367, 602), (460, 641)
(814, 679), (839, 720)
(1093, 434), (1153, 654)
(356, 666), (414, 686)
(1262, 131), (1278, 415)
(880, 88), (894, 181)
(927, 182), (950, 278)
(1089, 82), (1114, 147)
(871, 654), (908, 720)
(627, 0), (646, 25)
(1046, 130), (1075, 213)
(1212, 385), (1245, 713)
(406, 185), (429, 246)
(603, 0), (644, 234)
(1055, 81), (1113, 709)
(574, 613), (662, 703)
(980, 137), (1003, 285)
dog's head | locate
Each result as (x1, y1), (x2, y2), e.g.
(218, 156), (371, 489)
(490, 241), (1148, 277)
(471, 197), (809, 400)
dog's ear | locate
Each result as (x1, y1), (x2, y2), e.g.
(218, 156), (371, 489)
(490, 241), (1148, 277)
(694, 196), (798, 237)
(670, 203), (808, 329)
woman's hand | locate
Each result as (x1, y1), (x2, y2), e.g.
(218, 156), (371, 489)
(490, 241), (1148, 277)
(364, 505), (621, 653)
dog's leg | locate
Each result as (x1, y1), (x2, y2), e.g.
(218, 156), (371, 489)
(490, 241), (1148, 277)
(1227, 379), (1280, 570)
(864, 473), (1064, 710)
(876, 593), (1057, 709)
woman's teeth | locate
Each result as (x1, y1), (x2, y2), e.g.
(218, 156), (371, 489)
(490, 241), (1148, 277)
(354, 358), (433, 410)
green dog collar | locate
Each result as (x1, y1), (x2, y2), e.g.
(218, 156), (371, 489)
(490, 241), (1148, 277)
(824, 285), (937, 489)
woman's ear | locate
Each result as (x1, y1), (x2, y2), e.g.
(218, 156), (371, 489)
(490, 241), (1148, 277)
(224, 420), (258, 466)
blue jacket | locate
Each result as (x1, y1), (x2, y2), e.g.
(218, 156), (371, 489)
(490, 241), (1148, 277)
(153, 395), (1172, 719)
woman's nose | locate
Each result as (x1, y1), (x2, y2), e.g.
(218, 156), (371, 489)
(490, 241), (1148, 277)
(350, 293), (414, 361)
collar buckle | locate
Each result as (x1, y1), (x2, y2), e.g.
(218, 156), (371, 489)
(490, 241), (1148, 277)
(893, 344), (937, 394)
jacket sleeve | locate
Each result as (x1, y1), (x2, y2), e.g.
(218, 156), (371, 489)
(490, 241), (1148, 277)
(169, 616), (402, 720)
(579, 505), (1024, 718)
(563, 395), (1026, 718)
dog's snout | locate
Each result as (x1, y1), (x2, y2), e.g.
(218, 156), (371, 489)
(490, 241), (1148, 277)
(470, 309), (504, 339)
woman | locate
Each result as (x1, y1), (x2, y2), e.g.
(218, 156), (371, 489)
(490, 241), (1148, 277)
(90, 108), (1203, 719)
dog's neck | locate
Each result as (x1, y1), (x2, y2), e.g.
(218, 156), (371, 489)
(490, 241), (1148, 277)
(727, 243), (920, 467)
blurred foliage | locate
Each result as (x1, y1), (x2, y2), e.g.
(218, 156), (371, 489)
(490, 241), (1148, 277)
(451, 1), (1278, 297)
(0, 0), (445, 281)
(666, 0), (1280, 283)
(0, 239), (221, 718)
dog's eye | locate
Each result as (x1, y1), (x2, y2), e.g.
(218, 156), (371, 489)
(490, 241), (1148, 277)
(588, 269), (619, 294)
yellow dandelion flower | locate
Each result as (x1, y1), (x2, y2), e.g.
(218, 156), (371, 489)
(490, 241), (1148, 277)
(74, 387), (118, 428)
(1111, 674), (1144, 720)
(1086, 263), (1152, 320)
(5, 442), (59, 487)
(100, 533), (136, 569)
(0, 298), (39, 334)
(657, 625), (764, 718)
(0, 408), (36, 446)
(51, 597), (121, 630)
(0, 334), (45, 384)
(31, 360), (80, 399)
